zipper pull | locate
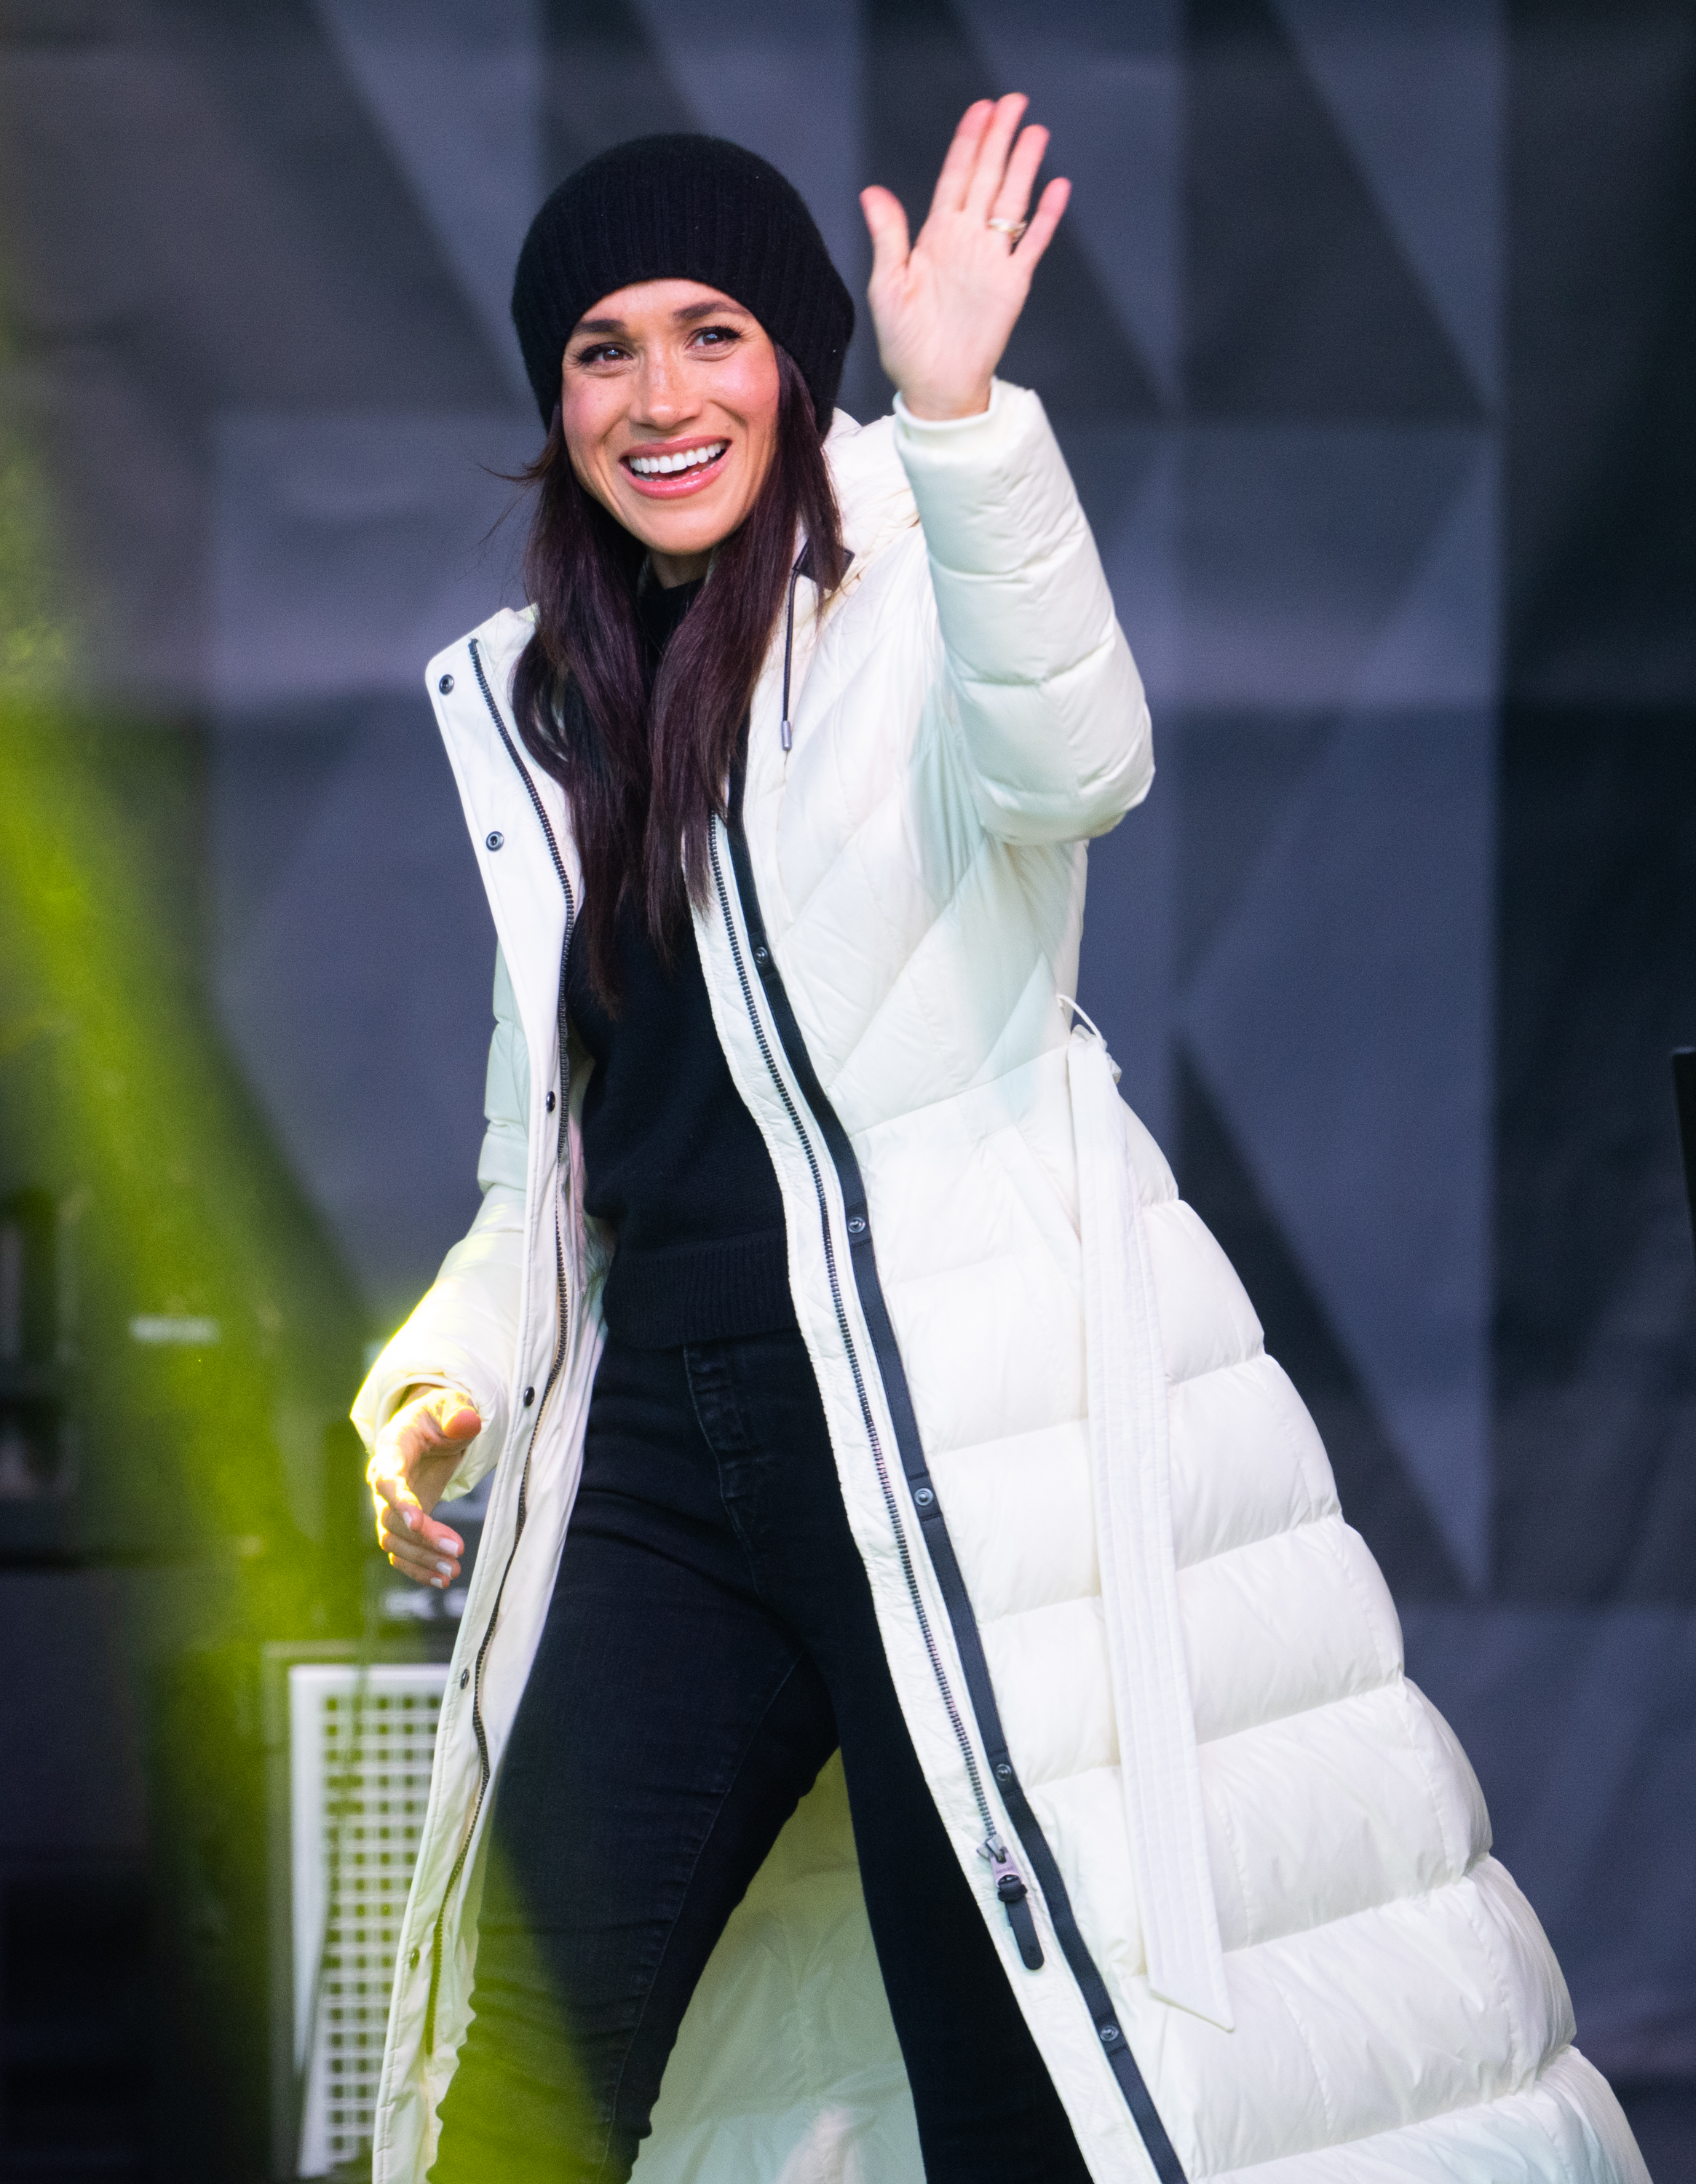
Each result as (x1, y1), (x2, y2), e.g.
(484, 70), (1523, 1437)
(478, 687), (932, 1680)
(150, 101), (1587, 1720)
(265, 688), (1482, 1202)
(980, 1837), (1044, 1969)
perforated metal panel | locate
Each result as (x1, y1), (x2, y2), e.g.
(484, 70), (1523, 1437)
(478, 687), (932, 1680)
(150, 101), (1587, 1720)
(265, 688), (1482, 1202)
(290, 1663), (448, 2178)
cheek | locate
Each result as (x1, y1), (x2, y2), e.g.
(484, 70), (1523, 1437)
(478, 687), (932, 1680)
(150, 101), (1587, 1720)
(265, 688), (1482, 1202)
(735, 360), (783, 491)
(560, 387), (617, 496)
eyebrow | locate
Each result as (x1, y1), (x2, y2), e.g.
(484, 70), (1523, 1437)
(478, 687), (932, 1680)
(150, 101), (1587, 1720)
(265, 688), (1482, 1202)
(572, 299), (748, 338)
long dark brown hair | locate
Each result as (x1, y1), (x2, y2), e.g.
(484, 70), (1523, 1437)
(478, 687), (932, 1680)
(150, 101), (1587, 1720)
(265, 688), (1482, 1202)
(510, 346), (845, 1006)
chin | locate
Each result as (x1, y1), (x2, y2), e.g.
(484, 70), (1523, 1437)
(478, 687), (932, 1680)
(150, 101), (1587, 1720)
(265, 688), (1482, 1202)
(629, 510), (734, 559)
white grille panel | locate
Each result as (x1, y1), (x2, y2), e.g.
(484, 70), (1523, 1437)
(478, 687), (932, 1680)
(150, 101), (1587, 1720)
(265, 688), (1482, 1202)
(290, 1663), (448, 2177)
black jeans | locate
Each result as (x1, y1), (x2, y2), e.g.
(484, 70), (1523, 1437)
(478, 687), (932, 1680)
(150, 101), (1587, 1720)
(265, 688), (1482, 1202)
(429, 1329), (1090, 2184)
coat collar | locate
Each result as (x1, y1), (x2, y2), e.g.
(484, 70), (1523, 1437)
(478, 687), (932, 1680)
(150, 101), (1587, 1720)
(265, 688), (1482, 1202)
(823, 408), (920, 577)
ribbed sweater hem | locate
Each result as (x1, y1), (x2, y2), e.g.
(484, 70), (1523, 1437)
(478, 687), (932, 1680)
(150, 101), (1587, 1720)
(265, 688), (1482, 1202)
(602, 1227), (797, 1350)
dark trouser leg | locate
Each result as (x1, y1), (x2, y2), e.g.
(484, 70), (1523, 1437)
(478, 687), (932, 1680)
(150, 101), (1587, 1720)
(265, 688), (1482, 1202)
(695, 1334), (1093, 2184)
(429, 1340), (838, 2184)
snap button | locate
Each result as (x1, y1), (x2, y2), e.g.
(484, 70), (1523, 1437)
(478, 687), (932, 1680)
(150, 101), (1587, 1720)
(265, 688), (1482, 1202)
(545, 1091), (556, 1112)
(995, 1761), (1013, 1781)
(753, 945), (769, 965)
(438, 673), (454, 695)
(914, 1487), (935, 1508)
(1100, 2023), (1122, 2046)
(486, 831), (504, 852)
(409, 1947), (421, 1968)
(847, 1215), (867, 1236)
(523, 1385), (535, 1406)
(459, 1669), (469, 1690)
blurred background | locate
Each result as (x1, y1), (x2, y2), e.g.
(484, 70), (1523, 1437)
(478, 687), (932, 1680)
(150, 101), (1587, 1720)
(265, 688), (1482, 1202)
(0, 0), (1692, 2177)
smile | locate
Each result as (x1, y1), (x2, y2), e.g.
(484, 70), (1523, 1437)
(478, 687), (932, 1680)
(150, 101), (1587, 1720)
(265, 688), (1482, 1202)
(627, 441), (727, 477)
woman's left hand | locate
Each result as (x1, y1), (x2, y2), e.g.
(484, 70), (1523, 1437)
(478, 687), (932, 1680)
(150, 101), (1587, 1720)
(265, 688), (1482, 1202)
(861, 94), (1070, 423)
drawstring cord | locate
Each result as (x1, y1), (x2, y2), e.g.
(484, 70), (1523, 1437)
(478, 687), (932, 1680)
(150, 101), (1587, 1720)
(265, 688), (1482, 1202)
(780, 552), (804, 751)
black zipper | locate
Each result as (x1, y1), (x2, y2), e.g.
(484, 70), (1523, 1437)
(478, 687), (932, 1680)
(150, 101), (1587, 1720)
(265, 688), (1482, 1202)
(421, 639), (576, 2052)
(715, 604), (1186, 2180)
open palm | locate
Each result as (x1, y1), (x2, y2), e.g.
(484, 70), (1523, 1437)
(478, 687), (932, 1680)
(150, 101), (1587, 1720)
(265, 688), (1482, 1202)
(861, 94), (1071, 422)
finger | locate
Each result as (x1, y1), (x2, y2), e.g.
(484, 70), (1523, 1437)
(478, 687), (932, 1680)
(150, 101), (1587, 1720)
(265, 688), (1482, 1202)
(992, 122), (1050, 226)
(928, 99), (995, 220)
(387, 1540), (459, 1588)
(376, 1495), (438, 1561)
(965, 93), (1029, 220)
(1012, 174), (1071, 272)
(860, 186), (912, 285)
(384, 1527), (455, 1582)
(371, 1469), (421, 1544)
(378, 1500), (461, 1580)
(373, 1474), (464, 1559)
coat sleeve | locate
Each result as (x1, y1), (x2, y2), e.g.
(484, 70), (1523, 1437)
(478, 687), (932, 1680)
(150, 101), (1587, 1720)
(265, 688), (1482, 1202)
(350, 946), (529, 1503)
(892, 379), (1154, 844)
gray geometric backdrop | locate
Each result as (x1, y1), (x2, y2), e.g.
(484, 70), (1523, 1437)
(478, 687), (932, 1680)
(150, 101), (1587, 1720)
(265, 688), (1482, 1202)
(3, 0), (1692, 2120)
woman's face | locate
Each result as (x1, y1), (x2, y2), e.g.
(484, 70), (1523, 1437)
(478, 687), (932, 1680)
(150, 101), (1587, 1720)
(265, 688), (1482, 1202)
(559, 279), (782, 583)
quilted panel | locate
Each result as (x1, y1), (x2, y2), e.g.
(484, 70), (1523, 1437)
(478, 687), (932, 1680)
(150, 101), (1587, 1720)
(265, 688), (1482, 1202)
(1115, 1863), (1573, 2179)
(1144, 1198), (1266, 1386)
(884, 1249), (1087, 1457)
(1207, 2046), (1646, 2184)
(981, 1595), (1117, 1789)
(1179, 1516), (1402, 1743)
(1169, 1353), (1339, 1570)
(1199, 1682), (1487, 1953)
(927, 1421), (1098, 1623)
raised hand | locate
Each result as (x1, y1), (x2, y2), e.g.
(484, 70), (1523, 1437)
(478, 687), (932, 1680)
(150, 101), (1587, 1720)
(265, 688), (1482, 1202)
(860, 94), (1071, 422)
(368, 1385), (481, 1587)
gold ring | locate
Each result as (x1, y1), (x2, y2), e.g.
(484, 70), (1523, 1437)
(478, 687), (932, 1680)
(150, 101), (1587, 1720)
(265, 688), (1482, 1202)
(987, 217), (1028, 242)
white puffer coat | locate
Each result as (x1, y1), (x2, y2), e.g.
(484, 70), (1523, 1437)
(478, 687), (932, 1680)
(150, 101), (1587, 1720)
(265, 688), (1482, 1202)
(354, 384), (1647, 2184)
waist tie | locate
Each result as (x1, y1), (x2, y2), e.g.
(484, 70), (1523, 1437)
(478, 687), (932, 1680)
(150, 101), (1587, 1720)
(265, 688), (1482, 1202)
(1066, 1013), (1234, 2032)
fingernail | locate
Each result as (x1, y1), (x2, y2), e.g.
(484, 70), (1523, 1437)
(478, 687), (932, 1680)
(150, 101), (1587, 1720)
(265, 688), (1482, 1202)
(405, 1511), (419, 1529)
(435, 1560), (453, 1576)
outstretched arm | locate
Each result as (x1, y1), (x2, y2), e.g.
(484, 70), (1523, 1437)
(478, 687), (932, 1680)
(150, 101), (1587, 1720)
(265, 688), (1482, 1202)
(863, 98), (1152, 845)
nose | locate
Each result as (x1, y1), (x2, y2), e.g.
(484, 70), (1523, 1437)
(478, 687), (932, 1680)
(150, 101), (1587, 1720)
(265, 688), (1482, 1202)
(632, 347), (700, 432)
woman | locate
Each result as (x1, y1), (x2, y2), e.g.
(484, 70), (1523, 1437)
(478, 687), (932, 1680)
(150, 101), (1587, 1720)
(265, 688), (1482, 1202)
(354, 106), (1646, 2184)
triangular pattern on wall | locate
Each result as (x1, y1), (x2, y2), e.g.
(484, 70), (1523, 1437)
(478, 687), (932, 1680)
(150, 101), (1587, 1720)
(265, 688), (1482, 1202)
(956, 0), (1184, 403)
(542, 0), (697, 183)
(1183, 0), (1483, 422)
(191, 0), (515, 412)
(1176, 705), (1495, 1588)
(1270, 0), (1502, 405)
(1176, 424), (1481, 707)
(1173, 710), (1334, 984)
(314, 0), (542, 399)
(865, 0), (1163, 419)
(1349, 439), (1499, 707)
(1176, 1051), (1467, 1600)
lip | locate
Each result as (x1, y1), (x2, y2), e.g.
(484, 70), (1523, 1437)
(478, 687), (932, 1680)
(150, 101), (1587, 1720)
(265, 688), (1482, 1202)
(619, 435), (731, 499)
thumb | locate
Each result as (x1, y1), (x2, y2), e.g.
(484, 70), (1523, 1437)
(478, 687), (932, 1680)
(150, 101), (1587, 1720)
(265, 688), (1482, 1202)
(860, 186), (911, 285)
(423, 1388), (481, 1444)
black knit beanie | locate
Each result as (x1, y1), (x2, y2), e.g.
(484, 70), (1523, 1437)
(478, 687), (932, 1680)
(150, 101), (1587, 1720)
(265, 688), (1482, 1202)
(511, 135), (855, 434)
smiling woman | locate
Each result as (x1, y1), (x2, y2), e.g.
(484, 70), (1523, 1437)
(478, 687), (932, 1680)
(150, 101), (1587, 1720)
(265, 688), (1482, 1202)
(352, 111), (1647, 2184)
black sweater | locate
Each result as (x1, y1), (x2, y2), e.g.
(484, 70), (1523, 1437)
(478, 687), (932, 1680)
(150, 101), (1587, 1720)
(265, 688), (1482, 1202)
(566, 577), (796, 1349)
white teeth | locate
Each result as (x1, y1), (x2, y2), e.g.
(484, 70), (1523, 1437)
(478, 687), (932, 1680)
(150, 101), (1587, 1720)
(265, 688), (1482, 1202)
(630, 442), (726, 477)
